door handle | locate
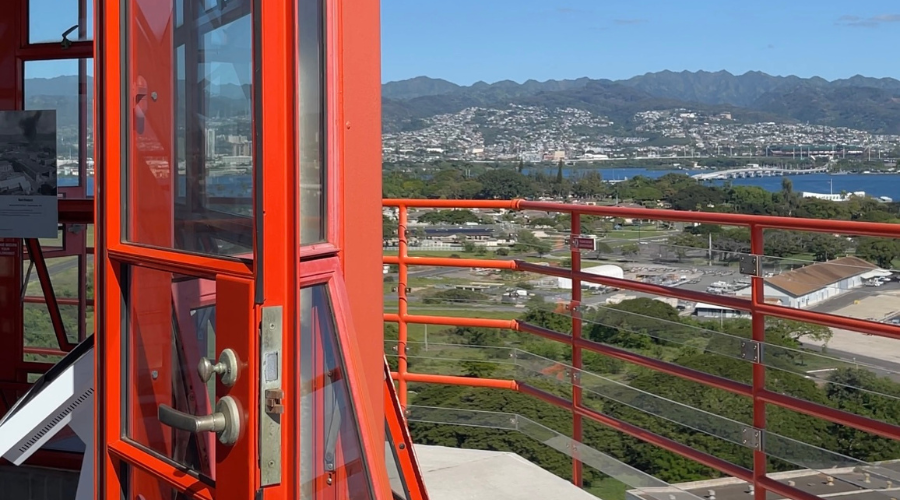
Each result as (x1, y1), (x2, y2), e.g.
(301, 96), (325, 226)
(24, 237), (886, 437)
(197, 348), (239, 386)
(158, 395), (242, 445)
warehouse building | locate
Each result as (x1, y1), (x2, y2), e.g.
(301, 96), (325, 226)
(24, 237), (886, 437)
(736, 256), (889, 309)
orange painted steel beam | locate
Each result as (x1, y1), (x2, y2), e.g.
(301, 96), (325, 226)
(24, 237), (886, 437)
(517, 200), (900, 237)
(384, 255), (517, 270)
(384, 360), (430, 500)
(395, 372), (520, 391)
(58, 199), (95, 225)
(25, 239), (74, 352)
(24, 296), (94, 307)
(384, 313), (518, 330)
(383, 199), (521, 210)
(750, 225), (768, 500)
(24, 347), (68, 357)
(382, 198), (900, 237)
(570, 212), (584, 487)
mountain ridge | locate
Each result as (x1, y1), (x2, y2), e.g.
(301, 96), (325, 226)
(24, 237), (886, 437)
(380, 70), (900, 135)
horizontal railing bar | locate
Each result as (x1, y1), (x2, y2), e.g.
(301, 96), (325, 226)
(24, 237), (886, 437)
(756, 302), (900, 342)
(519, 201), (900, 237)
(395, 372), (520, 390)
(382, 198), (900, 238)
(517, 261), (752, 311)
(383, 255), (517, 269)
(758, 389), (900, 442)
(384, 313), (518, 330)
(383, 199), (521, 210)
(24, 346), (68, 357)
(23, 296), (94, 307)
(384, 258), (900, 340)
(388, 313), (900, 442)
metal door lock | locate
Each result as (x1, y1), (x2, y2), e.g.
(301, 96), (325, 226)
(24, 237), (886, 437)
(198, 348), (239, 386)
(265, 389), (284, 415)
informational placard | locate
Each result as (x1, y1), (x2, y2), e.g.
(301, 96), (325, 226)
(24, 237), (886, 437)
(0, 110), (58, 239)
(570, 236), (596, 251)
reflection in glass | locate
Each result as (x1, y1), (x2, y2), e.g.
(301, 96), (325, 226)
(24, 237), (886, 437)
(24, 59), (94, 195)
(298, 0), (326, 245)
(299, 286), (373, 499)
(29, 0), (93, 43)
(127, 0), (253, 257)
(125, 266), (217, 481)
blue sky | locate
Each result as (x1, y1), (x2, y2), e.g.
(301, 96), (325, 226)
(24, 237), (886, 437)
(27, 0), (900, 84)
(382, 0), (900, 84)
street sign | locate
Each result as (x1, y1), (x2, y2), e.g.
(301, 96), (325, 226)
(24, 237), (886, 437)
(570, 236), (595, 251)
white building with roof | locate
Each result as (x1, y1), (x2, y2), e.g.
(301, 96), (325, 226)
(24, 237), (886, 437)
(735, 256), (889, 309)
(556, 264), (624, 290)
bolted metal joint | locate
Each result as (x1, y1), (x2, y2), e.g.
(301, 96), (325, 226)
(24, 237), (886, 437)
(739, 254), (762, 276)
(740, 340), (762, 363)
(741, 426), (764, 450)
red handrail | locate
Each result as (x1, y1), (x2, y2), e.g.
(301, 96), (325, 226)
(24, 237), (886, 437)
(383, 198), (900, 500)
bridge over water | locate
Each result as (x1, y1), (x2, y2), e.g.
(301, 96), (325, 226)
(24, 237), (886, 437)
(691, 165), (828, 180)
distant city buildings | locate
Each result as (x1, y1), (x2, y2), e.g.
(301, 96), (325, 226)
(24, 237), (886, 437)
(382, 105), (900, 163)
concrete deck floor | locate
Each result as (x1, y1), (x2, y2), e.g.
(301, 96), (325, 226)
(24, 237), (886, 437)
(413, 445), (597, 500)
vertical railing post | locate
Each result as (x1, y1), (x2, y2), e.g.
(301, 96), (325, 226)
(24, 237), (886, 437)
(749, 224), (766, 500)
(570, 211), (583, 487)
(397, 205), (409, 409)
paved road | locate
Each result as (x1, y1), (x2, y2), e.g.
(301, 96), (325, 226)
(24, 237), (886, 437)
(802, 345), (900, 383)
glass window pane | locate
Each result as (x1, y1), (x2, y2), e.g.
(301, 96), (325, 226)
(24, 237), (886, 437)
(385, 422), (411, 500)
(127, 463), (195, 500)
(126, 0), (253, 257)
(299, 285), (374, 499)
(298, 0), (326, 245)
(24, 58), (94, 197)
(29, 0), (93, 43)
(124, 265), (217, 481)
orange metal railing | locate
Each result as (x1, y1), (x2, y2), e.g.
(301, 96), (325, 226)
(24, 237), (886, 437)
(383, 198), (900, 500)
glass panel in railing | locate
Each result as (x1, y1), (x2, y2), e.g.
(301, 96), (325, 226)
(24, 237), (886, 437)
(407, 406), (705, 500)
(515, 416), (705, 500)
(517, 353), (751, 448)
(750, 316), (900, 433)
(407, 406), (519, 430)
(513, 349), (577, 393)
(385, 341), (516, 379)
(555, 299), (748, 359)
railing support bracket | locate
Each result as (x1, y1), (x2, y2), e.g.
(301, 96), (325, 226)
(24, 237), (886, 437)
(739, 254), (762, 276)
(740, 340), (762, 363)
(742, 427), (764, 450)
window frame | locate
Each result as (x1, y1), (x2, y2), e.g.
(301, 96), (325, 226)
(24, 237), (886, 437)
(298, 256), (393, 498)
(114, 0), (259, 265)
(296, 0), (341, 257)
